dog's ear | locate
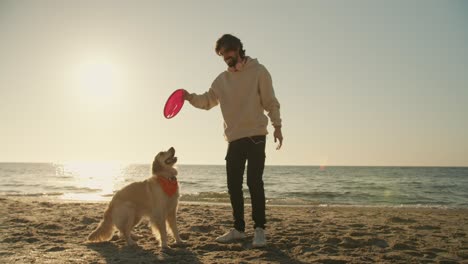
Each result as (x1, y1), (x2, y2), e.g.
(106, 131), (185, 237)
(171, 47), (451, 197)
(152, 156), (163, 174)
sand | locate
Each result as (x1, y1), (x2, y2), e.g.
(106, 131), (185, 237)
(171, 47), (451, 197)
(1, 196), (468, 264)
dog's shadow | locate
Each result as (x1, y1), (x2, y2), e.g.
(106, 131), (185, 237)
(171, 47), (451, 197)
(86, 240), (202, 264)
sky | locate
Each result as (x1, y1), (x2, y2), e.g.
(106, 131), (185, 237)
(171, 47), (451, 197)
(0, 0), (467, 166)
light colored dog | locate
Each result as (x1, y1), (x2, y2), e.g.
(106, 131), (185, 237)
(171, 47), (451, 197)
(87, 147), (184, 248)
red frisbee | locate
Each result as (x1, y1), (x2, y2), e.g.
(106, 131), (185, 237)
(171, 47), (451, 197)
(164, 89), (185, 119)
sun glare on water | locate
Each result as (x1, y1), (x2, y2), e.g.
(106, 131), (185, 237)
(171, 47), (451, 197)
(60, 161), (125, 201)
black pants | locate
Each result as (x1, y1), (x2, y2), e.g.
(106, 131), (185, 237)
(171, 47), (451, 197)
(225, 135), (266, 232)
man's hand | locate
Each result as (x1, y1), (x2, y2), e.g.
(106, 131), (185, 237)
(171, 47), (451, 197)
(182, 89), (192, 101)
(274, 126), (283, 150)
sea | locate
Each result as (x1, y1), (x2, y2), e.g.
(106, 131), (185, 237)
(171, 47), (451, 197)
(1, 163), (468, 208)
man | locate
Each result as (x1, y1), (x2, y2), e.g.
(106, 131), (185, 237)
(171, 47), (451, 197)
(182, 34), (283, 248)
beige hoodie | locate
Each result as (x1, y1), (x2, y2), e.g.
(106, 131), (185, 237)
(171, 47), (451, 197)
(188, 57), (281, 142)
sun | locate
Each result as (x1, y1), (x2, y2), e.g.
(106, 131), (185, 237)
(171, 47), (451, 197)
(72, 58), (124, 106)
(79, 60), (115, 96)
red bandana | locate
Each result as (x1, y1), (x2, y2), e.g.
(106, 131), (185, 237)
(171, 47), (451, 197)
(157, 176), (178, 197)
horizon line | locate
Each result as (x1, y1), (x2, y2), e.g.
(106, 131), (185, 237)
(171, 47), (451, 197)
(0, 161), (467, 168)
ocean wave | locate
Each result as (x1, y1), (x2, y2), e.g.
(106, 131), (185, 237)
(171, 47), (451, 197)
(0, 183), (41, 187)
(42, 185), (102, 192)
(180, 192), (230, 203)
(2, 164), (468, 207)
(2, 192), (64, 197)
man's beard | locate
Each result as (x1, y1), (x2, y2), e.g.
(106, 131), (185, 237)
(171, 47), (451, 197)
(226, 56), (239, 67)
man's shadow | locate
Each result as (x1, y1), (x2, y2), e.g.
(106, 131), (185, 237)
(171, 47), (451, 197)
(86, 240), (201, 264)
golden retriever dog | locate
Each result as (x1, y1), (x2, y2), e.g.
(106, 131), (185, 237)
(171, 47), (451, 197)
(87, 147), (184, 248)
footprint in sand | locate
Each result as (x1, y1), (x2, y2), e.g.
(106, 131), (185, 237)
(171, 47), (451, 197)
(405, 251), (424, 257)
(292, 245), (317, 254)
(195, 243), (228, 251)
(269, 217), (281, 222)
(71, 225), (88, 231)
(35, 223), (63, 230)
(349, 231), (372, 237)
(2, 237), (21, 243)
(339, 237), (364, 248)
(179, 233), (190, 240)
(25, 237), (40, 243)
(322, 258), (348, 264)
(3, 231), (37, 243)
(45, 246), (67, 252)
(456, 250), (468, 259)
(367, 238), (388, 248)
(412, 225), (440, 230)
(198, 236), (209, 242)
(388, 216), (417, 224)
(348, 223), (365, 228)
(324, 237), (341, 245)
(189, 225), (215, 233)
(392, 242), (415, 251)
(9, 217), (31, 224)
(218, 220), (231, 225)
(317, 246), (339, 255)
(80, 216), (96, 225)
(425, 247), (447, 253)
(422, 251), (438, 259)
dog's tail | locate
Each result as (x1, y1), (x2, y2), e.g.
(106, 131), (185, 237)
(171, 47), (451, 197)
(87, 199), (115, 242)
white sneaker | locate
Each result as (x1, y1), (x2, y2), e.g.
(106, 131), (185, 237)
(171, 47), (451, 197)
(215, 228), (246, 243)
(252, 227), (266, 248)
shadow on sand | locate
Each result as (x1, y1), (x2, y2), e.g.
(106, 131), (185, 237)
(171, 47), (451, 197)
(239, 240), (309, 264)
(86, 241), (202, 264)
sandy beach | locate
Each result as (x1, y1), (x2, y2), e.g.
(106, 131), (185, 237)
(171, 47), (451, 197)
(1, 196), (467, 263)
